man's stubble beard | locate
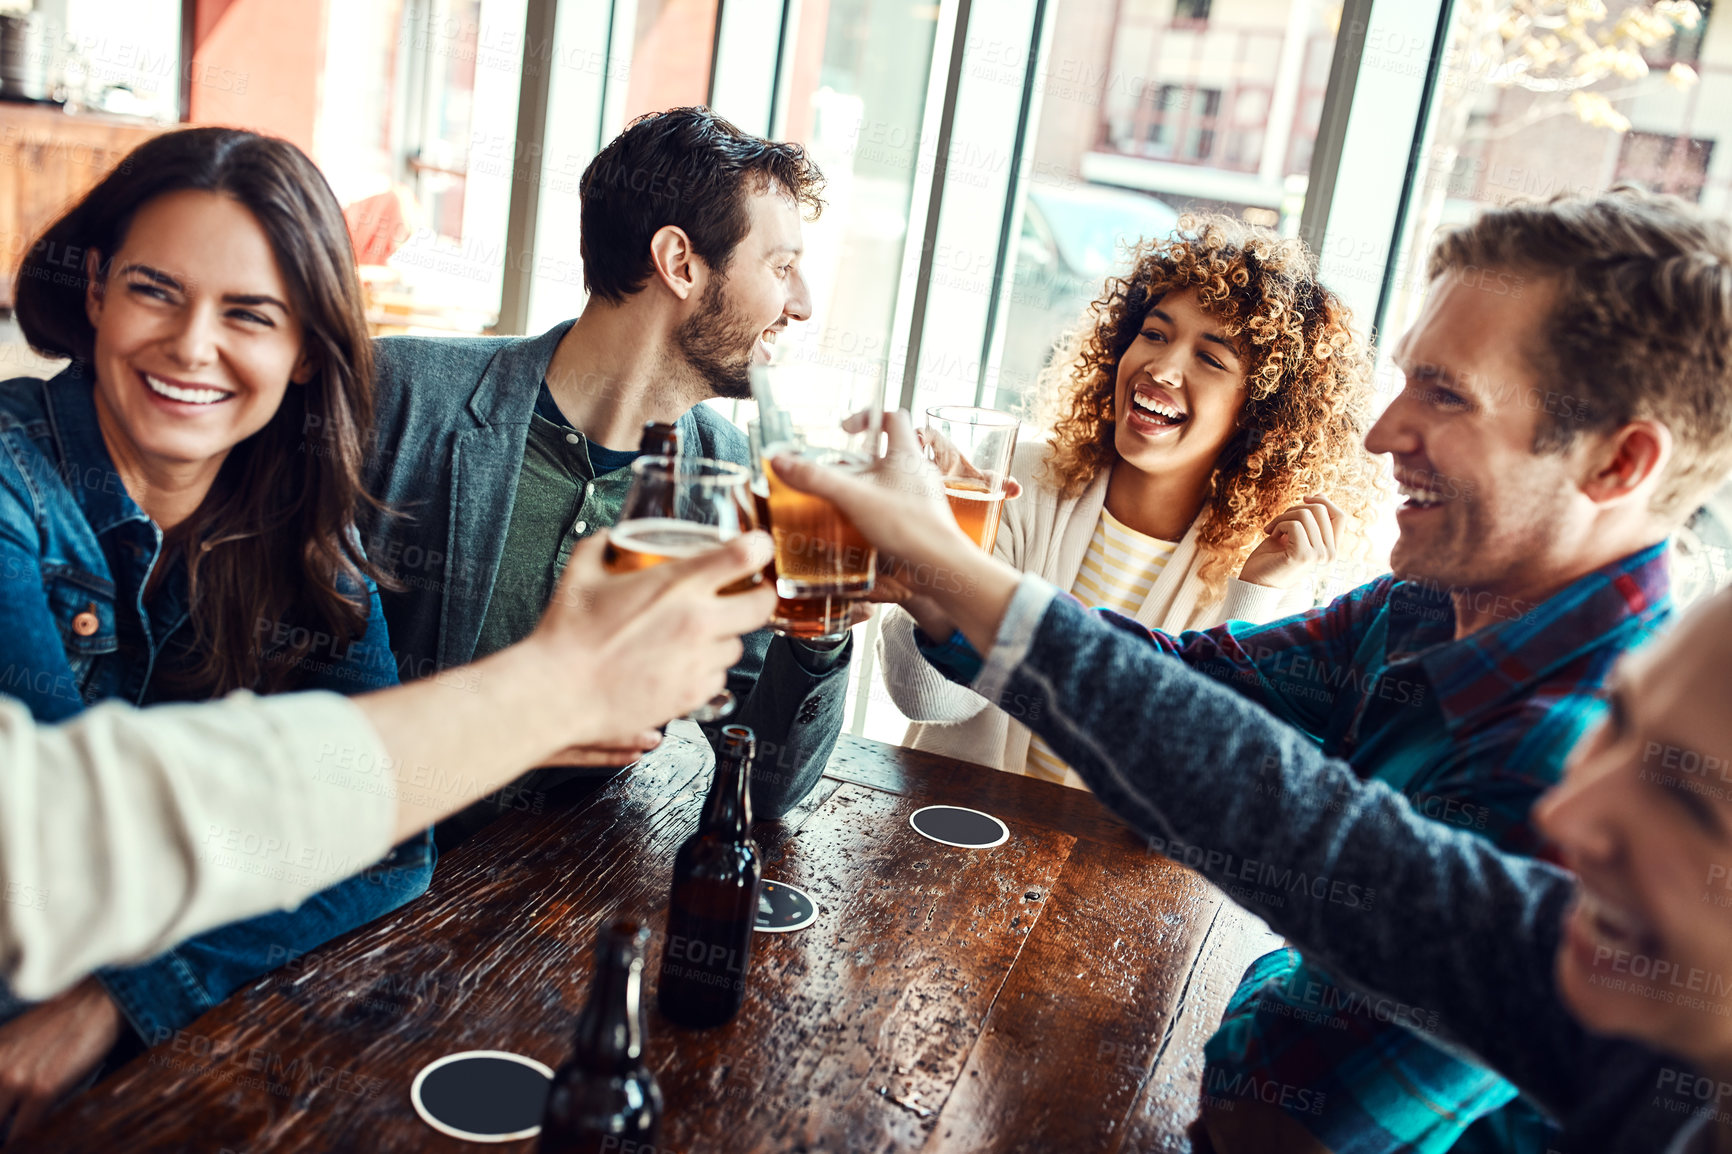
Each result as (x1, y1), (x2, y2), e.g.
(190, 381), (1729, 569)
(1388, 486), (1564, 603)
(675, 274), (760, 401)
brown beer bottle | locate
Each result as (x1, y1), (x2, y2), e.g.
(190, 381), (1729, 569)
(539, 919), (664, 1152)
(657, 725), (762, 1029)
(640, 421), (681, 457)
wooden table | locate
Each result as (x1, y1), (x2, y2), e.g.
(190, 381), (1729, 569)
(26, 732), (1273, 1153)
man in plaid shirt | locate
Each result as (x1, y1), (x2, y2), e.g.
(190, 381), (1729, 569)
(1181, 192), (1732, 1152)
(913, 188), (1732, 1152)
(1176, 542), (1670, 1154)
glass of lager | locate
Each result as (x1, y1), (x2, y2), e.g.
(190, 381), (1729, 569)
(923, 406), (1019, 554)
(604, 455), (760, 721)
(749, 353), (886, 598)
(745, 419), (858, 643)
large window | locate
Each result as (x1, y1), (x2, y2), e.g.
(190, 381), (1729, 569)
(773, 0), (942, 380)
(10, 0), (1724, 736)
(991, 0), (1344, 413)
(1383, 0), (1730, 343)
(1175, 0), (1214, 25)
(1380, 0), (1732, 599)
(621, 0), (721, 120)
(1616, 130), (1715, 200)
(320, 0), (524, 334)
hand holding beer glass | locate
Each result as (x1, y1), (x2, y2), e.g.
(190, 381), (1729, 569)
(605, 455), (761, 721)
(922, 406), (1019, 554)
(749, 356), (885, 599)
(746, 420), (859, 643)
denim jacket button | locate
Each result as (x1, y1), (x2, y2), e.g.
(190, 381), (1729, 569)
(73, 606), (100, 636)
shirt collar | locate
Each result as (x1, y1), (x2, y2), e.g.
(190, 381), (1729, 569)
(41, 363), (150, 537)
(1398, 541), (1672, 730)
(468, 319), (574, 427)
(533, 373), (716, 474)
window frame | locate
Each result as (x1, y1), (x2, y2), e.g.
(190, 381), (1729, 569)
(490, 0), (1458, 737)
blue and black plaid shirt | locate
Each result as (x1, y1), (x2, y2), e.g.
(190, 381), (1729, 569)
(928, 541), (1673, 1151)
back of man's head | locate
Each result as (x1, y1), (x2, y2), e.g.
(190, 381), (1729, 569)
(1429, 187), (1732, 517)
(579, 106), (824, 305)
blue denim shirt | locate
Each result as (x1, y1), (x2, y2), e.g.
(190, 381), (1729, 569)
(0, 365), (431, 1043)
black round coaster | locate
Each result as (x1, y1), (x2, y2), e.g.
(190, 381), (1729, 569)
(909, 805), (1010, 849)
(755, 880), (819, 933)
(410, 1050), (553, 1142)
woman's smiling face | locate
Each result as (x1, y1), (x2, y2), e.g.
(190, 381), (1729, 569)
(1112, 287), (1250, 481)
(85, 188), (306, 478)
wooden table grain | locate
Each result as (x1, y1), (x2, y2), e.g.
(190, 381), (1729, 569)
(25, 732), (1274, 1154)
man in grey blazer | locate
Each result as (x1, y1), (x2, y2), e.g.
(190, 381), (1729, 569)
(360, 107), (850, 845)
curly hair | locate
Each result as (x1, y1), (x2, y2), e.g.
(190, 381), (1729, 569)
(1037, 214), (1382, 603)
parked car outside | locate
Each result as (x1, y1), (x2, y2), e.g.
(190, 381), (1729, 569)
(996, 183), (1180, 413)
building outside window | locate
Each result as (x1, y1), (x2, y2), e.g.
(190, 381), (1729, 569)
(1174, 0), (1213, 27)
(996, 0), (1342, 412)
(1615, 130), (1715, 199)
(1383, 0), (1730, 343)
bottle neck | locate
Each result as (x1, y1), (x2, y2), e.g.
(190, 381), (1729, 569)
(639, 421), (680, 457)
(699, 747), (753, 838)
(572, 941), (646, 1070)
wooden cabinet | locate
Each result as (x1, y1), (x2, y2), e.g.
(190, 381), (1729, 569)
(0, 103), (166, 307)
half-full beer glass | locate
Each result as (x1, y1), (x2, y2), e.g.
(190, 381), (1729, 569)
(923, 406), (1018, 554)
(605, 456), (759, 720)
(749, 356), (885, 598)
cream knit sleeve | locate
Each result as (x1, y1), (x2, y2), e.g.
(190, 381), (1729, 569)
(0, 691), (395, 1000)
(875, 606), (995, 723)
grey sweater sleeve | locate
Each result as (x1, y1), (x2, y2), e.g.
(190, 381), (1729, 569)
(993, 589), (1599, 1115)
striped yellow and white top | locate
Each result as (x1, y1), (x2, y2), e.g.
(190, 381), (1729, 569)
(1024, 507), (1179, 786)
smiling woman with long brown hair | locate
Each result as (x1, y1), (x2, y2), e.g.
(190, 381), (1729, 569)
(878, 214), (1382, 787)
(0, 127), (428, 1137)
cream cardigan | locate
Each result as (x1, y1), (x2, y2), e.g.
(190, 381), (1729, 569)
(877, 440), (1313, 779)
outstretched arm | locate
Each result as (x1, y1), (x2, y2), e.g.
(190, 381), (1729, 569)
(769, 415), (1597, 1114)
(0, 534), (774, 1000)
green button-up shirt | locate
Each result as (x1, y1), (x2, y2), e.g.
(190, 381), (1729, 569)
(472, 402), (638, 661)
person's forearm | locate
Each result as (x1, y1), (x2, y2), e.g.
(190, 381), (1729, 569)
(355, 638), (575, 842)
(981, 592), (1590, 1113)
(893, 545), (1022, 658)
(0, 694), (400, 999)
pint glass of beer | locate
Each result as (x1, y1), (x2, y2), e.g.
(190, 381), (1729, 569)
(923, 406), (1019, 554)
(749, 356), (885, 598)
(604, 456), (759, 720)
(745, 420), (858, 643)
(604, 456), (759, 586)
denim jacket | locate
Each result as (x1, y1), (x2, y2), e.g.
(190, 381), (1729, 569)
(0, 365), (432, 1043)
(0, 365), (401, 716)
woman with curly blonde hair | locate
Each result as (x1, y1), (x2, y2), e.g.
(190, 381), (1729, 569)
(877, 215), (1381, 787)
